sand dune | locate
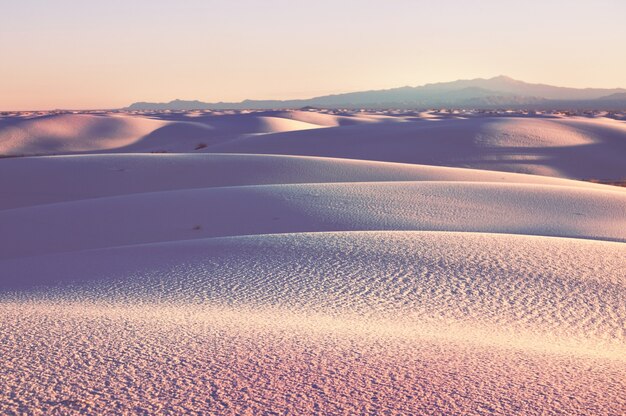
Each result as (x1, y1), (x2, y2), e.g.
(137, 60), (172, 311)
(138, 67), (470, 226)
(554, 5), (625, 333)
(246, 115), (326, 132)
(1, 110), (625, 414)
(0, 114), (168, 156)
(3, 303), (623, 415)
(1, 153), (618, 210)
(2, 181), (625, 259)
(3, 111), (626, 180)
(1, 232), (624, 414)
(0, 112), (327, 156)
(136, 109), (381, 127)
(3, 231), (624, 345)
(208, 114), (626, 179)
(274, 110), (373, 126)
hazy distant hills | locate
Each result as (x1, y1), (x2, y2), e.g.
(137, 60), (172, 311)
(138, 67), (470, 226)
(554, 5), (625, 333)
(127, 76), (626, 110)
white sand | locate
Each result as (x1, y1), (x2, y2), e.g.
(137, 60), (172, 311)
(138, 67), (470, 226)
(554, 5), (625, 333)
(2, 111), (626, 180)
(0, 110), (625, 414)
(1, 232), (624, 414)
(1, 153), (618, 210)
(207, 114), (626, 179)
(1, 181), (625, 260)
(0, 112), (321, 157)
(0, 113), (168, 155)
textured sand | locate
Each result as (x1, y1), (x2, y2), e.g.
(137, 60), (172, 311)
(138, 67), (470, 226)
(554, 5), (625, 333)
(1, 232), (625, 414)
(1, 110), (625, 415)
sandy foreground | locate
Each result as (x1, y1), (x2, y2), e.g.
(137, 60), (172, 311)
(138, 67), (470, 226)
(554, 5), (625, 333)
(0, 110), (625, 414)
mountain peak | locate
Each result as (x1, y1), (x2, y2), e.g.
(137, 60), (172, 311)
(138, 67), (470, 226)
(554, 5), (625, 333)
(127, 77), (626, 110)
(491, 75), (516, 81)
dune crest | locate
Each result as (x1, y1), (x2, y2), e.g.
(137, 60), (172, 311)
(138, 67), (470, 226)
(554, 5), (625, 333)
(1, 109), (625, 415)
(3, 110), (626, 180)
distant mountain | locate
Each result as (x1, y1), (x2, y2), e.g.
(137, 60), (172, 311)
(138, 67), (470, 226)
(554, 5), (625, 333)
(128, 99), (210, 111)
(597, 92), (626, 101)
(127, 76), (626, 110)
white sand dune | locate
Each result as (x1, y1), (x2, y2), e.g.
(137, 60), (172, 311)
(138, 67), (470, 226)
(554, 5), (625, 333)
(0, 114), (168, 155)
(3, 231), (624, 345)
(2, 111), (626, 180)
(271, 109), (379, 126)
(251, 115), (326, 132)
(1, 153), (618, 210)
(1, 232), (624, 414)
(208, 114), (626, 179)
(0, 112), (326, 156)
(1, 181), (625, 259)
(1, 110), (625, 414)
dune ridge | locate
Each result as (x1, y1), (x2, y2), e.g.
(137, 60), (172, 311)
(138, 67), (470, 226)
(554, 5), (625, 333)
(2, 110), (626, 180)
(1, 109), (625, 414)
(2, 180), (625, 260)
(3, 153), (621, 210)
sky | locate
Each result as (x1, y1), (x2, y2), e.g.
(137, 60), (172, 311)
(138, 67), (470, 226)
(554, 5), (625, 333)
(1, 0), (625, 110)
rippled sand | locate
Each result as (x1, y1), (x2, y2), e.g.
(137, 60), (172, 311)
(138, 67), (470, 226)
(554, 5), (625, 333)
(1, 232), (625, 414)
(1, 112), (625, 414)
(2, 302), (624, 415)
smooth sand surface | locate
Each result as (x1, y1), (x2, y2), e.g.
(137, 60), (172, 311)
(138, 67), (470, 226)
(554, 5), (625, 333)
(1, 153), (620, 210)
(2, 111), (626, 179)
(0, 113), (168, 155)
(1, 110), (625, 414)
(0, 112), (322, 157)
(207, 114), (626, 180)
(1, 181), (626, 259)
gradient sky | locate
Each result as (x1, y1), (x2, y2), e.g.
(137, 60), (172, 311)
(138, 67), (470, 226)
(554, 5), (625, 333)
(1, 0), (625, 110)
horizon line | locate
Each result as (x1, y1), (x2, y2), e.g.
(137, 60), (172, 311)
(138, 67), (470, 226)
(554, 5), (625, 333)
(3, 75), (626, 112)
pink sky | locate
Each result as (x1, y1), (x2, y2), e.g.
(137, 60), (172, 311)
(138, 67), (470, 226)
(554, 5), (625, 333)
(1, 0), (625, 110)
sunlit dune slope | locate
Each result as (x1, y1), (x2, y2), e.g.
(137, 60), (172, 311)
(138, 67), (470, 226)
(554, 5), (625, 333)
(1, 153), (618, 210)
(1, 181), (625, 259)
(3, 231), (624, 349)
(0, 114), (168, 155)
(1, 231), (624, 414)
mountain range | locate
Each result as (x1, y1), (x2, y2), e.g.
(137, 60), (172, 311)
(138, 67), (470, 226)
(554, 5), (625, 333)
(127, 76), (626, 110)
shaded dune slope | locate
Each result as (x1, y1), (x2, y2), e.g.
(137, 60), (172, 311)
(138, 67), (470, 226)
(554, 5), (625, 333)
(0, 114), (168, 155)
(0, 112), (326, 156)
(2, 111), (626, 180)
(208, 115), (626, 179)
